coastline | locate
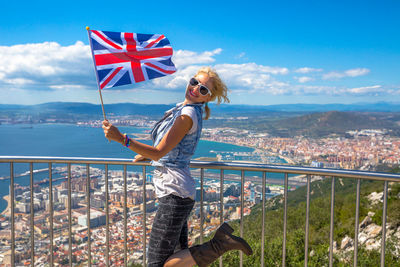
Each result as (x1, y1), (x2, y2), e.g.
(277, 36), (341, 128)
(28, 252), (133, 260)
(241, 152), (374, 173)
(202, 138), (296, 165)
(1, 195), (10, 216)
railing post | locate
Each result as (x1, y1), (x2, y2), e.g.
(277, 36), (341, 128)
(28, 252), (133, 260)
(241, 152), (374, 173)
(49, 163), (54, 267)
(200, 168), (204, 243)
(142, 166), (147, 267)
(240, 170), (245, 267)
(30, 163), (35, 267)
(282, 173), (288, 267)
(86, 164), (92, 267)
(105, 164), (110, 267)
(261, 172), (266, 267)
(381, 181), (388, 267)
(10, 162), (15, 267)
(329, 177), (335, 267)
(219, 169), (224, 267)
(354, 179), (361, 267)
(304, 174), (311, 267)
(123, 165), (128, 267)
(67, 163), (72, 267)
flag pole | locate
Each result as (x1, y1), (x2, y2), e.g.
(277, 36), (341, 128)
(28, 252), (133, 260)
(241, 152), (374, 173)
(86, 26), (107, 121)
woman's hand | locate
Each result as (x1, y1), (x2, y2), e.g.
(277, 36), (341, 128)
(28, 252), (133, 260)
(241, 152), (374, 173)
(133, 154), (149, 162)
(102, 120), (124, 144)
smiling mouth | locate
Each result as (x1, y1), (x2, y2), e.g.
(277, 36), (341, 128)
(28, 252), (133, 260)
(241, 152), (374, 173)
(189, 89), (198, 97)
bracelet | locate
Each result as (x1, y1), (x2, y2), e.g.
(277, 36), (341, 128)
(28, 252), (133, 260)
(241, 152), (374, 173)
(123, 134), (127, 146)
(124, 134), (131, 147)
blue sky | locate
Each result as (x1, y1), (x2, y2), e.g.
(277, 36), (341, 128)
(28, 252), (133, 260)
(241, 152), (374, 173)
(1, 0), (399, 106)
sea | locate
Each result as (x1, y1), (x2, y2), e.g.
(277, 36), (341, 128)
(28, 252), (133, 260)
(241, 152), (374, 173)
(0, 123), (286, 213)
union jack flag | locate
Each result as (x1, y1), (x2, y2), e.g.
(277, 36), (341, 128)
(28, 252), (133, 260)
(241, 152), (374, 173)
(88, 30), (176, 89)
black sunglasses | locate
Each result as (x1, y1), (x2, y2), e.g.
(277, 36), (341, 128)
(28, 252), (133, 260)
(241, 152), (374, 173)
(188, 77), (212, 96)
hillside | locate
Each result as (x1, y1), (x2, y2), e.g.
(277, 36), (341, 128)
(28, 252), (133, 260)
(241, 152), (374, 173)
(204, 172), (400, 266)
(268, 111), (400, 137)
(205, 110), (400, 137)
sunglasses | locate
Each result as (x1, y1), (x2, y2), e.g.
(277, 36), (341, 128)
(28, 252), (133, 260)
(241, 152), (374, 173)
(188, 77), (212, 96)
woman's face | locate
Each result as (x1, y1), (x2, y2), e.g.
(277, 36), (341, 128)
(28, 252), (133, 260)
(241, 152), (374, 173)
(185, 73), (213, 104)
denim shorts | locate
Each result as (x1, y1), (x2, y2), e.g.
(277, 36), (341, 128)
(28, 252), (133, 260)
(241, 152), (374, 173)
(147, 194), (195, 267)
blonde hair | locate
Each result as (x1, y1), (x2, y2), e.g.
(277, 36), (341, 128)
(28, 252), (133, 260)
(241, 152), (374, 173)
(195, 67), (230, 120)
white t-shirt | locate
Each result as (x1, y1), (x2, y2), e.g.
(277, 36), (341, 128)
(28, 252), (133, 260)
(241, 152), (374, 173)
(153, 166), (196, 199)
(152, 105), (199, 199)
(180, 105), (198, 135)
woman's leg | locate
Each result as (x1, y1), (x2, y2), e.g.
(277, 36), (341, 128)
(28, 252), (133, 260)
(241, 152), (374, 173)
(147, 195), (194, 267)
(178, 220), (189, 250)
(164, 249), (196, 267)
(165, 222), (253, 267)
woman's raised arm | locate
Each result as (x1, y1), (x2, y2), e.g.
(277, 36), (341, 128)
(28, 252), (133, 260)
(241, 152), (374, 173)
(102, 115), (193, 161)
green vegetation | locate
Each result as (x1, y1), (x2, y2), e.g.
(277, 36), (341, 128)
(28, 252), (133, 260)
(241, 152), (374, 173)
(205, 174), (400, 266)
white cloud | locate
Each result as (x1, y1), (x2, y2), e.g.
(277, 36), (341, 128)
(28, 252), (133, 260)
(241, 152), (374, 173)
(235, 52), (248, 60)
(295, 67), (323, 73)
(213, 63), (288, 91)
(295, 76), (314, 83)
(172, 48), (222, 68)
(4, 78), (35, 85)
(346, 85), (382, 94)
(0, 41), (93, 90)
(345, 68), (370, 77)
(49, 84), (88, 90)
(323, 68), (370, 80)
(149, 62), (289, 94)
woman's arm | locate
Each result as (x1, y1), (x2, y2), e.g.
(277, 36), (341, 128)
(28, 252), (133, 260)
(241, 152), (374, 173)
(133, 154), (149, 162)
(102, 115), (193, 161)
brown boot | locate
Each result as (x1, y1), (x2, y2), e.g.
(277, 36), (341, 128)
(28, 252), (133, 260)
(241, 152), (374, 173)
(189, 222), (253, 267)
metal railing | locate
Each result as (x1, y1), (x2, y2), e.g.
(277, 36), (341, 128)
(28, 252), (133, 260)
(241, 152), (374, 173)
(1, 156), (400, 266)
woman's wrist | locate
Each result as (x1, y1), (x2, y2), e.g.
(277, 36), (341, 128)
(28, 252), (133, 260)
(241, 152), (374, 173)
(120, 133), (127, 145)
(122, 134), (132, 147)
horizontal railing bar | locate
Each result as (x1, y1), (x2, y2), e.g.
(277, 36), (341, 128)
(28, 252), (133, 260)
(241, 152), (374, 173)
(1, 156), (400, 181)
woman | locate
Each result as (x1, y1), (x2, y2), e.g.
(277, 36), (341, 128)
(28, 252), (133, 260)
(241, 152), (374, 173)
(102, 67), (252, 267)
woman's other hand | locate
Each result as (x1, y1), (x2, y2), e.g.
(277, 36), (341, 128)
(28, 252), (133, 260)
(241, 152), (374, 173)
(133, 154), (149, 162)
(102, 120), (124, 144)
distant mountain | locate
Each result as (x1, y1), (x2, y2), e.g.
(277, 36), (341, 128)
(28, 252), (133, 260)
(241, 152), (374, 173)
(0, 102), (175, 120)
(34, 102), (175, 116)
(246, 102), (400, 112)
(267, 111), (400, 137)
(2, 102), (400, 137)
(210, 102), (400, 114)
